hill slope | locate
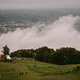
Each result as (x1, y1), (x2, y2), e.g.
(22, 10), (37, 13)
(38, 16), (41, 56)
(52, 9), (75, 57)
(0, 61), (80, 80)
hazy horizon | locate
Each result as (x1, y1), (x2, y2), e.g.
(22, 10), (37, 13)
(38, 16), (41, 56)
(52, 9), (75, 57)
(0, 0), (80, 10)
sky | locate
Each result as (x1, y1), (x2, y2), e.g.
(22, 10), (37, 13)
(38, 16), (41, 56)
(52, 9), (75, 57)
(0, 0), (80, 10)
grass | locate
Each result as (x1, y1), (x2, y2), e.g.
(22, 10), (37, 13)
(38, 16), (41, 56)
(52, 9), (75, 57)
(0, 60), (80, 80)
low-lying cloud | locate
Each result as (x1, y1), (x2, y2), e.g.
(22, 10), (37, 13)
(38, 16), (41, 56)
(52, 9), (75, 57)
(0, 15), (80, 52)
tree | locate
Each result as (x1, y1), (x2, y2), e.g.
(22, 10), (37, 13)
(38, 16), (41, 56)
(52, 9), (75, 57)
(10, 49), (34, 58)
(35, 46), (54, 63)
(2, 45), (10, 55)
(52, 47), (80, 65)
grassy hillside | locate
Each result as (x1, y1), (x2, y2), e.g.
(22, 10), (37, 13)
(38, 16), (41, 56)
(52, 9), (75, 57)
(0, 61), (80, 80)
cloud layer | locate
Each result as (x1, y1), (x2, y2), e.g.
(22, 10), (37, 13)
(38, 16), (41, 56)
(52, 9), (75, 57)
(0, 15), (80, 52)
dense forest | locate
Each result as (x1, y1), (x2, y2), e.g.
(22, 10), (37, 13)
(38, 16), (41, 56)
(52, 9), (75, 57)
(10, 46), (80, 65)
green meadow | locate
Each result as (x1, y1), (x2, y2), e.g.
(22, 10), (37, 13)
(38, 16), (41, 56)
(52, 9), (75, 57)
(0, 61), (80, 80)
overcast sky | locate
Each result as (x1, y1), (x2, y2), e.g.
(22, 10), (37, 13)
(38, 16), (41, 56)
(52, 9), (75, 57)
(0, 0), (80, 10)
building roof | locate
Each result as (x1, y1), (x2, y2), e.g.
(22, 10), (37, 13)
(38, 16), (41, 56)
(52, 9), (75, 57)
(6, 55), (11, 59)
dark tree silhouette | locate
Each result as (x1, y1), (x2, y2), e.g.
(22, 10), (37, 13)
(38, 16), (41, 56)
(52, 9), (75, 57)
(10, 46), (80, 65)
(2, 45), (10, 55)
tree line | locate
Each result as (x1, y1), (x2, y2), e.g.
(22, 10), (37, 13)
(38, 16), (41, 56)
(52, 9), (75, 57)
(10, 46), (80, 65)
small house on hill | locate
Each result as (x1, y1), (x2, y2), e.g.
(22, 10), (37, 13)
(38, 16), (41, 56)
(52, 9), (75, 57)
(6, 55), (11, 60)
(0, 54), (12, 62)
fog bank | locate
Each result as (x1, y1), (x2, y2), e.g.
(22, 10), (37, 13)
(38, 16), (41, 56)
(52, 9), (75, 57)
(0, 15), (80, 52)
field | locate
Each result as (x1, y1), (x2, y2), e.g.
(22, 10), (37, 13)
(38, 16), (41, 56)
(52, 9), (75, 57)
(0, 60), (80, 80)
